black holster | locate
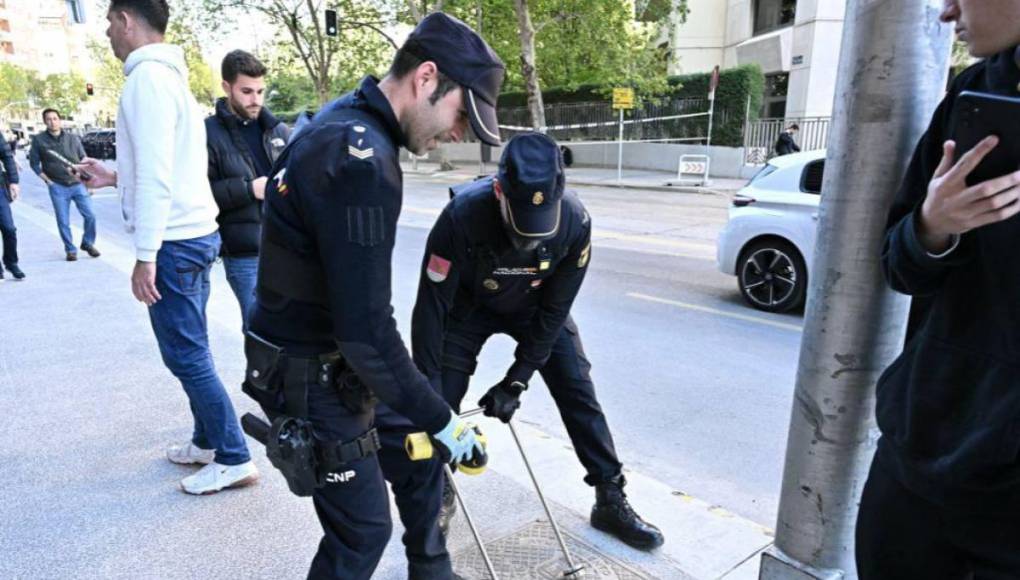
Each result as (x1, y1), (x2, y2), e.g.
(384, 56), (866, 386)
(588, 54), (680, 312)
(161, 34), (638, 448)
(241, 332), (380, 497)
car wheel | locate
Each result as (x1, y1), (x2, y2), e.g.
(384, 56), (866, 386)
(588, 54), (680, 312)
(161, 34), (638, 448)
(737, 239), (807, 313)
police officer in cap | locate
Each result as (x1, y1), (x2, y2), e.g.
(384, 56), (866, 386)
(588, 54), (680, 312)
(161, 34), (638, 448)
(411, 132), (665, 550)
(245, 12), (504, 579)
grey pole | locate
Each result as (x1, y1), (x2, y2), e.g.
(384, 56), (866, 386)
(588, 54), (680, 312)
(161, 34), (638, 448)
(759, 1), (951, 579)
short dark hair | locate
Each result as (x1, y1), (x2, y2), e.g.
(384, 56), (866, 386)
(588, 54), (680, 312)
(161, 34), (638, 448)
(388, 45), (459, 105)
(221, 50), (267, 83)
(42, 108), (61, 121)
(788, 123), (800, 131)
(109, 0), (170, 35)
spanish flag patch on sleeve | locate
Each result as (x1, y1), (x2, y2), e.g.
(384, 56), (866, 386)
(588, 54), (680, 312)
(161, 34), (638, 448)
(427, 254), (452, 283)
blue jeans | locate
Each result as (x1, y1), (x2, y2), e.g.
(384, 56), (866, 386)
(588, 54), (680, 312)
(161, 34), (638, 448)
(48, 182), (96, 254)
(222, 255), (258, 334)
(148, 232), (250, 465)
(0, 186), (16, 268)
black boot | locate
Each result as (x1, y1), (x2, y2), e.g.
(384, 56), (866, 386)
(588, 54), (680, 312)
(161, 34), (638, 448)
(438, 473), (458, 536)
(590, 475), (664, 550)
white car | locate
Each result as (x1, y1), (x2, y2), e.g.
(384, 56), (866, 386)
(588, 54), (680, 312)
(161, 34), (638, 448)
(717, 150), (826, 313)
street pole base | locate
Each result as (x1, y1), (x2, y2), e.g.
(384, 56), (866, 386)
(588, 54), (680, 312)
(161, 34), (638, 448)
(759, 548), (844, 580)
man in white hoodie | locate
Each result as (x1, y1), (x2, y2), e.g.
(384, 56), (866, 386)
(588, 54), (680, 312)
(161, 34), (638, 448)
(79, 0), (258, 495)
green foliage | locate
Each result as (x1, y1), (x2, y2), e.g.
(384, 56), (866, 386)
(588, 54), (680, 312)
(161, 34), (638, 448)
(0, 63), (39, 118)
(204, 0), (393, 105)
(37, 72), (89, 118)
(437, 0), (669, 96)
(498, 64), (764, 146)
(166, 19), (217, 107)
(667, 64), (764, 146)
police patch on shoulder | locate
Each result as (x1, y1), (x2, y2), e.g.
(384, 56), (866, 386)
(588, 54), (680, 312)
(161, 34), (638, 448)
(427, 254), (452, 283)
(578, 242), (591, 268)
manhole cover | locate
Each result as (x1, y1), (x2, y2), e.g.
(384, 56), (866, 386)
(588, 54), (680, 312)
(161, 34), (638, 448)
(452, 520), (651, 579)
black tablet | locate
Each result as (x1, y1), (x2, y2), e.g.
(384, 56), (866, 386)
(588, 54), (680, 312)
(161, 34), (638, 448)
(949, 90), (1020, 185)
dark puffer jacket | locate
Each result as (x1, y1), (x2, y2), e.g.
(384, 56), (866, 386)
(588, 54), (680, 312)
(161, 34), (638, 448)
(205, 98), (291, 256)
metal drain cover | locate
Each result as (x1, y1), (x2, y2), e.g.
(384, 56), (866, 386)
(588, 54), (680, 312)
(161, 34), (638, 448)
(452, 520), (651, 579)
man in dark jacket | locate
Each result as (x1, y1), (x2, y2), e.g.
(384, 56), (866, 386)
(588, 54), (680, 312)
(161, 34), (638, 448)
(0, 133), (22, 280)
(206, 50), (290, 330)
(773, 123), (800, 156)
(29, 108), (100, 261)
(855, 1), (1020, 578)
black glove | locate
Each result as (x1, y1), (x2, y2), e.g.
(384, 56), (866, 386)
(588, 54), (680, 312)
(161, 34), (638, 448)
(478, 378), (526, 423)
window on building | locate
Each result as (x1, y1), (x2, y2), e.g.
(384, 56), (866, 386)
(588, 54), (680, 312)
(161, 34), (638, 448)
(754, 0), (797, 36)
(761, 73), (789, 118)
(0, 19), (9, 33)
(1, 41), (13, 55)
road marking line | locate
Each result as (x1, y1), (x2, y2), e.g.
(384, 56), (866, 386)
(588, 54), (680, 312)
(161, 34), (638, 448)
(627, 292), (803, 332)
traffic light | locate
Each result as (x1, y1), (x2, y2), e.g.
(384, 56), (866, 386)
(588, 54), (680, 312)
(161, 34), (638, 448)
(325, 9), (338, 37)
(86, 83), (94, 97)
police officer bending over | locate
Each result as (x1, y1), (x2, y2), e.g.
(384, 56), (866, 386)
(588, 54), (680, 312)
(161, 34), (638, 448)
(412, 132), (665, 550)
(243, 13), (504, 579)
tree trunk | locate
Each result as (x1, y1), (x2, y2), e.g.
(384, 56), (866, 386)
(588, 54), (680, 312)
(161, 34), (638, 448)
(513, 0), (545, 130)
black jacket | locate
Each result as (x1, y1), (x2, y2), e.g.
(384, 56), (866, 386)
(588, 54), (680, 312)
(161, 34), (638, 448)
(249, 77), (451, 434)
(411, 177), (592, 386)
(774, 132), (800, 156)
(205, 98), (290, 256)
(876, 49), (1020, 514)
(0, 136), (18, 192)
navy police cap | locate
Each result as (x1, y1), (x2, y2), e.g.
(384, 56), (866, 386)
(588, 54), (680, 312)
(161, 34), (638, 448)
(403, 13), (505, 146)
(497, 133), (565, 238)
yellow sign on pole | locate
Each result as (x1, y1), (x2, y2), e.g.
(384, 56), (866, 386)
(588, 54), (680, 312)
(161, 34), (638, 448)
(612, 87), (634, 110)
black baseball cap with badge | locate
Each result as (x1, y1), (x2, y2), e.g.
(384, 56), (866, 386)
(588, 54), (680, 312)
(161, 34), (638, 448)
(402, 12), (506, 146)
(495, 133), (565, 246)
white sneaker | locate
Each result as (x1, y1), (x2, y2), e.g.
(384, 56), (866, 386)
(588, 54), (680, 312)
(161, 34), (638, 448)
(180, 461), (259, 495)
(166, 442), (215, 465)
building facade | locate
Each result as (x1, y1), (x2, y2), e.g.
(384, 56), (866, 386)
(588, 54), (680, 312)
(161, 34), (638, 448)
(0, 0), (94, 133)
(668, 0), (846, 120)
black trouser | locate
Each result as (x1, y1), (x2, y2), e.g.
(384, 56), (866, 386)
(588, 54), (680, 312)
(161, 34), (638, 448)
(0, 186), (17, 268)
(856, 456), (1020, 580)
(376, 415), (453, 580)
(442, 312), (623, 486)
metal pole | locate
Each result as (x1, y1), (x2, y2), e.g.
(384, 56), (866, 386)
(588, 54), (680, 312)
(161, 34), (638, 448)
(444, 463), (499, 580)
(616, 108), (624, 184)
(477, 1), (486, 176)
(759, 2), (952, 579)
(507, 421), (583, 577)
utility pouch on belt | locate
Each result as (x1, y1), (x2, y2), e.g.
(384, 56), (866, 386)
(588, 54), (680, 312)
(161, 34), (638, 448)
(240, 334), (382, 497)
(244, 332), (283, 392)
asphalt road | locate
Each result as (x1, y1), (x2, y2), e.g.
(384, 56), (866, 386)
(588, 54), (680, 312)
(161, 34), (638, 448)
(10, 154), (802, 528)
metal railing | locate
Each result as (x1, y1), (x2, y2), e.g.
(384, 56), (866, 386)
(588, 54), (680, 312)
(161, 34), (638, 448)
(496, 98), (725, 144)
(743, 116), (830, 164)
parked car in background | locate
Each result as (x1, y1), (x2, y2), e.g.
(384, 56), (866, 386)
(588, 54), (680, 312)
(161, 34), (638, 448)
(82, 129), (116, 160)
(716, 150), (825, 313)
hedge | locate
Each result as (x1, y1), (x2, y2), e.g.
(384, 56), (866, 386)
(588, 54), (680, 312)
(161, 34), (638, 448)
(498, 64), (765, 147)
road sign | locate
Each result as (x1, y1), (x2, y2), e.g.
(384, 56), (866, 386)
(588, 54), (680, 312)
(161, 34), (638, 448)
(670, 154), (711, 187)
(612, 87), (634, 110)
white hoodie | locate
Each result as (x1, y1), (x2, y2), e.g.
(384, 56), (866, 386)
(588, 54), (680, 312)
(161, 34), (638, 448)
(117, 43), (218, 262)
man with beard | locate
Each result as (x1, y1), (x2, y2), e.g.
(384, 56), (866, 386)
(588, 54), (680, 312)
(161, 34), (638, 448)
(205, 50), (290, 331)
(241, 13), (504, 579)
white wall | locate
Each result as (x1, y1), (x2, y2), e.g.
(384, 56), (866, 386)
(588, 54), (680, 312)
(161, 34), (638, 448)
(418, 143), (760, 180)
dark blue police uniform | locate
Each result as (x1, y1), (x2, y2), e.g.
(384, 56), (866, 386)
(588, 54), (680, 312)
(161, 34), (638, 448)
(410, 133), (663, 551)
(411, 176), (621, 483)
(248, 76), (454, 580)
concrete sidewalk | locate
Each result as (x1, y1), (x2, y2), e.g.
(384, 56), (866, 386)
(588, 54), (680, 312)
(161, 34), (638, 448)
(404, 161), (749, 196)
(0, 181), (772, 579)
